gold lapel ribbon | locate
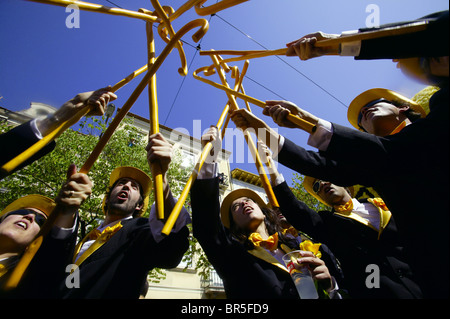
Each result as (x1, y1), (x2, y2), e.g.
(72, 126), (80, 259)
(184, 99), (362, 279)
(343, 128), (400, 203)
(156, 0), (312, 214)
(334, 198), (392, 239)
(73, 222), (123, 266)
(367, 198), (392, 239)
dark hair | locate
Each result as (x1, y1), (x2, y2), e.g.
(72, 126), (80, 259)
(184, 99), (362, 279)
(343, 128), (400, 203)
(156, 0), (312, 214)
(228, 205), (299, 251)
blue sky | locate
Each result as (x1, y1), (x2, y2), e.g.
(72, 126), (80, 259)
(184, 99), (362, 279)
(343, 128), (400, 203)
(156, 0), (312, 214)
(1, 0), (448, 186)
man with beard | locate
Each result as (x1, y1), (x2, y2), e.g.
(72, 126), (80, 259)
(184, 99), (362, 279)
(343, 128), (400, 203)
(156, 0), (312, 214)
(57, 133), (190, 299)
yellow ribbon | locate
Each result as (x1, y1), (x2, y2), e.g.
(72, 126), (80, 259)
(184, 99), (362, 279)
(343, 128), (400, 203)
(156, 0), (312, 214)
(334, 199), (354, 214)
(299, 240), (322, 259)
(248, 232), (279, 251)
(73, 222), (123, 265)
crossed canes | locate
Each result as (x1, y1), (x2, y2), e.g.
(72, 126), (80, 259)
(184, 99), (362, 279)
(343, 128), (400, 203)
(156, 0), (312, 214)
(3, 0), (249, 290)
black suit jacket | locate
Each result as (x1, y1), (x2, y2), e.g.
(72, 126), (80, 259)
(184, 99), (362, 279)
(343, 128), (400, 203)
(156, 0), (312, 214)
(357, 10), (449, 59)
(0, 120), (55, 179)
(191, 177), (344, 299)
(273, 181), (422, 299)
(276, 85), (449, 298)
(32, 217), (189, 299)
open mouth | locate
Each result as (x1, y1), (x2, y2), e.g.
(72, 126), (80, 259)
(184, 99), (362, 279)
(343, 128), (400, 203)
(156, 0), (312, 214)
(117, 191), (129, 201)
(15, 221), (29, 230)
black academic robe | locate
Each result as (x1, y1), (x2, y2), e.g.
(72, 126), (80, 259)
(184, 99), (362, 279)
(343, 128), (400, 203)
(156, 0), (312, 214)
(273, 181), (422, 299)
(191, 177), (344, 299)
(62, 217), (189, 299)
(275, 85), (449, 298)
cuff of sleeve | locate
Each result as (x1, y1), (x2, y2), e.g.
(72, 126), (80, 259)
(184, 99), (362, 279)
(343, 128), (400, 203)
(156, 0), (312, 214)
(327, 276), (343, 299)
(51, 216), (78, 240)
(307, 119), (333, 151)
(197, 162), (218, 180)
(148, 198), (192, 243)
(339, 40), (362, 56)
(30, 118), (44, 140)
(272, 173), (285, 186)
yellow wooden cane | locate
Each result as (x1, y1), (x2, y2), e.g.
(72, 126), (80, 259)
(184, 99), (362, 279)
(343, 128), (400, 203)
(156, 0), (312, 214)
(195, 0), (249, 16)
(199, 20), (429, 63)
(146, 22), (164, 220)
(208, 54), (279, 208)
(161, 61), (251, 235)
(161, 102), (231, 236)
(193, 67), (316, 133)
(27, 0), (161, 23)
(80, 18), (209, 174)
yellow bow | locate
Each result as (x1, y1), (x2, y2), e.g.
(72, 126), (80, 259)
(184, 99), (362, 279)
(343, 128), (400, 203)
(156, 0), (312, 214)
(73, 221), (123, 263)
(370, 198), (389, 211)
(248, 232), (279, 251)
(334, 199), (354, 214)
(299, 240), (322, 259)
(88, 222), (123, 241)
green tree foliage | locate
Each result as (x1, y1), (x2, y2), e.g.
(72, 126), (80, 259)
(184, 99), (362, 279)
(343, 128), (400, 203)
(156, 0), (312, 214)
(290, 173), (329, 212)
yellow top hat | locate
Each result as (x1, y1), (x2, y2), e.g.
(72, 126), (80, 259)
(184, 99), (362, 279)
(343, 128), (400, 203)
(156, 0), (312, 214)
(303, 176), (354, 207)
(220, 188), (267, 229)
(347, 88), (427, 131)
(0, 194), (56, 219)
(102, 166), (152, 216)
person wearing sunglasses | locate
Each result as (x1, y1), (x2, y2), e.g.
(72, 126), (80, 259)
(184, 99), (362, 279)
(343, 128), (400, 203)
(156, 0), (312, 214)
(0, 163), (93, 297)
(0, 195), (52, 278)
(347, 88), (427, 137)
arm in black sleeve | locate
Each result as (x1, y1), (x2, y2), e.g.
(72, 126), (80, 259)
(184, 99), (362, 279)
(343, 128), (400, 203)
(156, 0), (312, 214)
(0, 120), (55, 179)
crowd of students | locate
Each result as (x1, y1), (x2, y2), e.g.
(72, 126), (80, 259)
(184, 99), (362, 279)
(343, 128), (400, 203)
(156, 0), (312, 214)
(0, 10), (448, 299)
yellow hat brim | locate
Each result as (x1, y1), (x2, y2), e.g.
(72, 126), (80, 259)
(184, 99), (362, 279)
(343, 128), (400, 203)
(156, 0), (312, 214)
(0, 194), (56, 219)
(347, 88), (426, 131)
(220, 188), (267, 228)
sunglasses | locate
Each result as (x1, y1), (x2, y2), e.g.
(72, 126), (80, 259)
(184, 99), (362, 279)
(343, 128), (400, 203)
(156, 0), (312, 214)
(3, 209), (47, 228)
(312, 180), (323, 194)
(357, 98), (389, 128)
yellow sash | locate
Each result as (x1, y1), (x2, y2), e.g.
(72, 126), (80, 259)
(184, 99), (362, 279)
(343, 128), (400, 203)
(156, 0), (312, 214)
(73, 222), (123, 266)
(334, 198), (392, 240)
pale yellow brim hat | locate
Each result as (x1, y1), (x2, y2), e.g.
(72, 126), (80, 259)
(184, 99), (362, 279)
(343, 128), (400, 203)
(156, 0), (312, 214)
(303, 176), (354, 207)
(102, 166), (152, 216)
(347, 88), (427, 131)
(0, 194), (56, 219)
(220, 188), (267, 229)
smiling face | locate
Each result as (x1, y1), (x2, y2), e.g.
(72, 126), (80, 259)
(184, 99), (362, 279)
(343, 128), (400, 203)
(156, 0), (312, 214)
(105, 178), (143, 218)
(0, 208), (47, 254)
(230, 197), (266, 232)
